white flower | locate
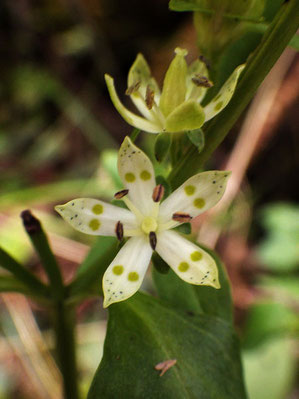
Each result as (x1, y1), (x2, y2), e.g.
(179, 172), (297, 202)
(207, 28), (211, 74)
(55, 137), (231, 307)
(105, 48), (245, 134)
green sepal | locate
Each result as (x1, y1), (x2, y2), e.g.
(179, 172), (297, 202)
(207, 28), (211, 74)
(173, 222), (192, 234)
(187, 128), (205, 153)
(154, 132), (172, 162)
(110, 199), (128, 209)
(152, 252), (170, 274)
(165, 99), (205, 132)
(159, 48), (188, 117)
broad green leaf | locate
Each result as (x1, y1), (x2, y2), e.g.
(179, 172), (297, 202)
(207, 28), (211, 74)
(153, 244), (233, 322)
(88, 292), (247, 399)
(173, 222), (192, 234)
(187, 129), (205, 153)
(152, 253), (170, 275)
(154, 132), (172, 162)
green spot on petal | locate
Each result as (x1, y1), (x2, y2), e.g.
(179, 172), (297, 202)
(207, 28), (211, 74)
(214, 101), (223, 111)
(178, 262), (189, 272)
(194, 198), (205, 209)
(184, 185), (195, 196)
(92, 204), (103, 215)
(128, 272), (139, 282)
(125, 172), (136, 182)
(89, 219), (100, 231)
(190, 251), (203, 261)
(140, 170), (151, 181)
(113, 265), (124, 275)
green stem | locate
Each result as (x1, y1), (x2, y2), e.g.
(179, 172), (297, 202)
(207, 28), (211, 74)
(19, 211), (79, 396)
(21, 210), (64, 300)
(170, 2), (266, 24)
(0, 247), (49, 297)
(53, 302), (79, 399)
(130, 128), (141, 142)
(169, 0), (299, 188)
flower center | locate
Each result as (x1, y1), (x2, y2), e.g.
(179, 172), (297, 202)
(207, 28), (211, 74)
(141, 216), (158, 235)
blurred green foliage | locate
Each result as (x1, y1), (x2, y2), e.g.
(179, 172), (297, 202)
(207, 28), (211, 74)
(257, 203), (299, 272)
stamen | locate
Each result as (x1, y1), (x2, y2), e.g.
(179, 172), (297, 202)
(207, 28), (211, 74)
(145, 85), (155, 110)
(115, 221), (124, 241)
(152, 184), (165, 203)
(114, 189), (129, 199)
(149, 231), (157, 250)
(199, 55), (211, 69)
(126, 81), (141, 95)
(172, 212), (193, 223)
(192, 75), (213, 88)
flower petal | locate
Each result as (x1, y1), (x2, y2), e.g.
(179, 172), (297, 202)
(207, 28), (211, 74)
(55, 198), (137, 236)
(118, 137), (156, 216)
(127, 53), (161, 120)
(103, 236), (153, 307)
(156, 230), (220, 288)
(159, 171), (230, 223)
(186, 58), (209, 102)
(105, 74), (161, 133)
(165, 99), (205, 133)
(159, 48), (188, 117)
(203, 64), (245, 122)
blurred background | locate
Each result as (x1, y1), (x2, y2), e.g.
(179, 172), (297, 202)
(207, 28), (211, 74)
(0, 0), (298, 398)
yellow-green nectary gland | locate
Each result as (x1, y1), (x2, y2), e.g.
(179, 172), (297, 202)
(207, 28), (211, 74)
(214, 101), (223, 111)
(92, 204), (103, 215)
(178, 262), (189, 272)
(194, 198), (205, 209)
(125, 172), (136, 182)
(184, 185), (196, 196)
(141, 217), (158, 234)
(128, 272), (139, 281)
(140, 170), (151, 181)
(89, 219), (100, 231)
(191, 251), (203, 261)
(112, 265), (124, 275)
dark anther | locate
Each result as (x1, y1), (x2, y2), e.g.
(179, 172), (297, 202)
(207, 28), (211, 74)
(152, 184), (165, 203)
(191, 74), (213, 88)
(125, 81), (141, 95)
(149, 231), (157, 250)
(114, 189), (129, 199)
(115, 221), (124, 241)
(172, 212), (192, 223)
(145, 85), (155, 109)
(199, 55), (211, 69)
(20, 210), (41, 235)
